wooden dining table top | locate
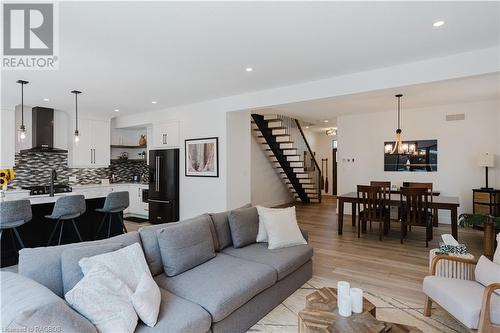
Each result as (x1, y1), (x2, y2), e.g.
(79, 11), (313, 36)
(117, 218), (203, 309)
(337, 192), (459, 207)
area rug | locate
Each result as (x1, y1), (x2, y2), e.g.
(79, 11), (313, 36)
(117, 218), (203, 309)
(249, 276), (467, 333)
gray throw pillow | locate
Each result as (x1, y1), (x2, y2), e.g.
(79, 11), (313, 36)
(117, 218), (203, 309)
(209, 204), (251, 251)
(61, 243), (122, 295)
(157, 214), (215, 276)
(228, 207), (259, 248)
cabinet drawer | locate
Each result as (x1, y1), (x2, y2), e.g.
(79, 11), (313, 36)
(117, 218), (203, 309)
(474, 192), (491, 203)
(474, 204), (491, 214)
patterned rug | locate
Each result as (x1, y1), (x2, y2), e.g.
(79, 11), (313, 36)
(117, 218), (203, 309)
(249, 276), (467, 333)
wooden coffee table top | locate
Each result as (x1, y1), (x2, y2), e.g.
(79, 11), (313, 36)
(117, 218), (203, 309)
(298, 287), (422, 333)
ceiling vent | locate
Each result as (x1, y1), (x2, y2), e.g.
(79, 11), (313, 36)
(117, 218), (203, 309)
(445, 113), (465, 121)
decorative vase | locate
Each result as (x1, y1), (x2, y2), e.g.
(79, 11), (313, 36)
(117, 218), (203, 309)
(139, 135), (147, 146)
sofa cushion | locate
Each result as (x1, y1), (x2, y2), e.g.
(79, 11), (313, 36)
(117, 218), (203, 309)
(209, 204), (251, 251)
(139, 222), (178, 276)
(223, 242), (313, 280)
(157, 215), (215, 276)
(475, 255), (500, 295)
(61, 243), (122, 295)
(18, 231), (141, 297)
(0, 271), (97, 332)
(423, 276), (500, 329)
(154, 253), (276, 322)
(135, 288), (211, 333)
(228, 207), (259, 248)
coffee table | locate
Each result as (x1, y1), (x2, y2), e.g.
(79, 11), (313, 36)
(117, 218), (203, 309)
(298, 287), (422, 333)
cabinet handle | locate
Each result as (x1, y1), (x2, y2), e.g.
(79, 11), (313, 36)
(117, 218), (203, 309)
(93, 149), (96, 164)
(90, 149), (93, 164)
(162, 133), (167, 145)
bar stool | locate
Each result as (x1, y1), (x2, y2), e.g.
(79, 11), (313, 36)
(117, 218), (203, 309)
(95, 191), (129, 239)
(46, 195), (86, 246)
(0, 199), (32, 250)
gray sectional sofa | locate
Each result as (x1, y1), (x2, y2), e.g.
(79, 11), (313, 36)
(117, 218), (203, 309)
(1, 206), (313, 333)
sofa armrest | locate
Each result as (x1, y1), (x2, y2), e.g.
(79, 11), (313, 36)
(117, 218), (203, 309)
(478, 283), (500, 333)
(430, 255), (477, 279)
(300, 227), (309, 242)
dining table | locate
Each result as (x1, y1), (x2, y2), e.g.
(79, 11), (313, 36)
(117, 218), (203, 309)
(337, 192), (461, 240)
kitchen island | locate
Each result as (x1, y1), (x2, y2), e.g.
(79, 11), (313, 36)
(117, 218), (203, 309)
(1, 183), (148, 267)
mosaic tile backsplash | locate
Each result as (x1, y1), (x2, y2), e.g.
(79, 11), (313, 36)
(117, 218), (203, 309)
(9, 152), (148, 188)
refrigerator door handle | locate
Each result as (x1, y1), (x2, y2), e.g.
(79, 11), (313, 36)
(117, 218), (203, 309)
(148, 199), (171, 204)
(155, 156), (160, 192)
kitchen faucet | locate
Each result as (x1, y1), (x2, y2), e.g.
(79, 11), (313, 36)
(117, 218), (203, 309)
(49, 169), (57, 197)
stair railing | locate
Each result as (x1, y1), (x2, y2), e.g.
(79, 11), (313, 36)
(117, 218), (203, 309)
(277, 115), (322, 203)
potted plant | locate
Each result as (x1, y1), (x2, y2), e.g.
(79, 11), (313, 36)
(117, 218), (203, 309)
(0, 168), (15, 201)
(459, 213), (499, 259)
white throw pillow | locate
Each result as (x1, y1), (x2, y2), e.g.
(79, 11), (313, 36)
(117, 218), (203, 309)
(493, 233), (500, 265)
(261, 207), (307, 250)
(256, 206), (295, 243)
(79, 242), (149, 291)
(65, 263), (138, 333)
(131, 272), (161, 327)
(475, 255), (500, 295)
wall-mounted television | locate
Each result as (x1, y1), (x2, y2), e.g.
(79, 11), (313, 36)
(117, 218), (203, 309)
(384, 139), (437, 172)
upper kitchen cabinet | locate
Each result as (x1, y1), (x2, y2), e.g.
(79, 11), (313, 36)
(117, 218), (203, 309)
(0, 108), (15, 168)
(153, 121), (179, 148)
(68, 118), (110, 168)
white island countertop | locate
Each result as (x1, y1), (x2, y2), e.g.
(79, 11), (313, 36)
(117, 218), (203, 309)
(2, 182), (148, 205)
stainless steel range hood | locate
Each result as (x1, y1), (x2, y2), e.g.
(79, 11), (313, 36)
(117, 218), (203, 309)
(20, 107), (67, 153)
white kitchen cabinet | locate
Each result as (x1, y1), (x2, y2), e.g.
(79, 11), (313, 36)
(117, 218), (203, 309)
(0, 108), (15, 168)
(68, 118), (110, 168)
(153, 121), (179, 148)
(126, 184), (148, 218)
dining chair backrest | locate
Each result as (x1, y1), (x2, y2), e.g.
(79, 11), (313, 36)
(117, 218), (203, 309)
(370, 181), (391, 201)
(400, 187), (431, 227)
(357, 185), (386, 222)
(407, 182), (433, 203)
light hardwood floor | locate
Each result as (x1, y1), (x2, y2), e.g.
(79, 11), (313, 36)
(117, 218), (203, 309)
(125, 195), (484, 305)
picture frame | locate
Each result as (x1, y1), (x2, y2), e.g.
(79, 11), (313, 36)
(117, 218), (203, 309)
(185, 137), (219, 177)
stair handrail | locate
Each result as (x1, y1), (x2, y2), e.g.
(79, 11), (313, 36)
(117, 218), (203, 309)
(294, 119), (322, 203)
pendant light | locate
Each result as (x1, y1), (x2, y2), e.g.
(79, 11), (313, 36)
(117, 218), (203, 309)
(390, 94), (404, 154)
(16, 80), (29, 141)
(71, 90), (82, 142)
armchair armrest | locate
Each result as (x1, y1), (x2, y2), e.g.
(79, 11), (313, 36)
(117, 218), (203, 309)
(478, 283), (500, 333)
(430, 255), (478, 279)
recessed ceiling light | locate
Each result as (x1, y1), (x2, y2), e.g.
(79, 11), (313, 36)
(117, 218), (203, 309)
(151, 101), (157, 104)
(114, 109), (120, 112)
(323, 120), (329, 123)
(433, 20), (445, 27)
(305, 126), (309, 129)
(43, 98), (49, 102)
(245, 67), (253, 72)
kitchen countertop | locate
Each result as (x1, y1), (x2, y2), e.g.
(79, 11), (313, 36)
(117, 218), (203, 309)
(2, 182), (148, 205)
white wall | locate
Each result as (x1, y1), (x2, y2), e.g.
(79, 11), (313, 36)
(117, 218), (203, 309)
(337, 99), (500, 222)
(114, 107), (227, 219)
(250, 129), (293, 207)
(226, 111), (251, 209)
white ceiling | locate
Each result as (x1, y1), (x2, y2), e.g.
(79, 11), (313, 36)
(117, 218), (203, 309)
(1, 1), (499, 117)
(267, 73), (500, 125)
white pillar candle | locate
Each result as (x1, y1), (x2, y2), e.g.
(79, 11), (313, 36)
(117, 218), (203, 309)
(338, 294), (352, 317)
(350, 288), (363, 313)
(337, 281), (350, 307)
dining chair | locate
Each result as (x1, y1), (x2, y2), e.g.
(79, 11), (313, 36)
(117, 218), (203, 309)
(357, 185), (389, 241)
(407, 182), (438, 227)
(400, 187), (433, 247)
(370, 181), (391, 232)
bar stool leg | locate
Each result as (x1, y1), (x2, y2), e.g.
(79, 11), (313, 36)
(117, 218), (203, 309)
(9, 229), (17, 250)
(118, 213), (127, 233)
(95, 213), (107, 240)
(47, 220), (61, 246)
(71, 219), (83, 242)
(12, 228), (25, 248)
(57, 221), (65, 245)
(107, 214), (113, 238)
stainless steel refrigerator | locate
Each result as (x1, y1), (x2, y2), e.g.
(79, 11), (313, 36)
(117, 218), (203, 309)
(148, 149), (179, 224)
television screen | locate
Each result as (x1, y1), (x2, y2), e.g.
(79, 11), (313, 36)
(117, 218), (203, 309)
(384, 139), (437, 172)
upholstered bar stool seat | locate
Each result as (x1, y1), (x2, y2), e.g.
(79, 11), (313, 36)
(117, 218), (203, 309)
(95, 191), (129, 239)
(46, 195), (86, 246)
(0, 199), (32, 250)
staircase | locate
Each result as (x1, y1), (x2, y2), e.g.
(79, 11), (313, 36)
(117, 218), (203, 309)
(252, 114), (321, 203)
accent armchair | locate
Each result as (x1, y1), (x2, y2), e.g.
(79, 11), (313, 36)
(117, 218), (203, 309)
(423, 255), (500, 333)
